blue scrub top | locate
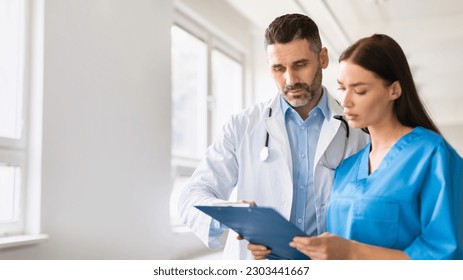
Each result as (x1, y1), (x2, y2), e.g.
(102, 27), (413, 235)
(327, 126), (463, 259)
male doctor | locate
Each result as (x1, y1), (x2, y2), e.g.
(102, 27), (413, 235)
(179, 13), (368, 259)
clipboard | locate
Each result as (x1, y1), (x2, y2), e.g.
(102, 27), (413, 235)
(195, 205), (309, 260)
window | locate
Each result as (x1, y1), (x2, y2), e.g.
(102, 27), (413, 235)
(0, 0), (46, 247)
(211, 49), (243, 138)
(0, 0), (26, 236)
(170, 16), (245, 232)
(171, 25), (208, 160)
(0, 0), (24, 141)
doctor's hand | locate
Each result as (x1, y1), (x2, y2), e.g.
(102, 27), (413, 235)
(237, 199), (271, 259)
(236, 235), (272, 260)
(239, 200), (257, 206)
(289, 232), (354, 260)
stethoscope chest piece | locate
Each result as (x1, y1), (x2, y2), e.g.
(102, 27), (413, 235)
(260, 146), (269, 161)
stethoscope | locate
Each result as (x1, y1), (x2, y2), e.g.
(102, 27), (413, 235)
(259, 108), (272, 161)
(333, 115), (349, 138)
(259, 109), (350, 167)
(321, 115), (350, 170)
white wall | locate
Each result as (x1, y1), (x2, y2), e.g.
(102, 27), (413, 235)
(0, 0), (207, 260)
(441, 124), (463, 157)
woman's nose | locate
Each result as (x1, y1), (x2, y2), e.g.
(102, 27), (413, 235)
(341, 90), (353, 108)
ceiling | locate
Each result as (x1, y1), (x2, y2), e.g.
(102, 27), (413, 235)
(224, 0), (463, 125)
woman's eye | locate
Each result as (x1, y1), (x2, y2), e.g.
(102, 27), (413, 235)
(337, 87), (346, 92)
(354, 90), (366, 95)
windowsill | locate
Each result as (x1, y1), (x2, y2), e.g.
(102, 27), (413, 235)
(0, 234), (49, 250)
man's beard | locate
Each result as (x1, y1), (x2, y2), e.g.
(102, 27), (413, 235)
(282, 67), (322, 108)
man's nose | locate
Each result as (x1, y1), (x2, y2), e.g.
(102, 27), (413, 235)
(284, 69), (298, 86)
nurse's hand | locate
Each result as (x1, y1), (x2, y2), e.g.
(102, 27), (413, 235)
(290, 233), (410, 260)
(237, 235), (272, 260)
(289, 232), (353, 260)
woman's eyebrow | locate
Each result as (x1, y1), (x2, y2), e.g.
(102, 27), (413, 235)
(337, 80), (370, 87)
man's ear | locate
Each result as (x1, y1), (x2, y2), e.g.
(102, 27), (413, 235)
(319, 47), (329, 69)
(390, 81), (402, 100)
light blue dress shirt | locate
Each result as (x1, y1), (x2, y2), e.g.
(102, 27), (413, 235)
(280, 90), (330, 236)
(328, 127), (463, 259)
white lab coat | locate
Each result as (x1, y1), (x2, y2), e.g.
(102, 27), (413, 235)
(178, 91), (368, 259)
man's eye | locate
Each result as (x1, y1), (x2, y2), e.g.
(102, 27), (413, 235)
(354, 90), (366, 95)
(337, 87), (346, 92)
(273, 66), (284, 72)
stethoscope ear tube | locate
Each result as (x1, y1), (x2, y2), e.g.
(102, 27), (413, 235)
(333, 115), (349, 138)
(260, 108), (273, 162)
(320, 115), (350, 169)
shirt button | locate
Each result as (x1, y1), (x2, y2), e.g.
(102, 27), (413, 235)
(313, 112), (318, 116)
(300, 153), (306, 158)
(297, 218), (303, 224)
(301, 126), (306, 130)
(299, 185), (304, 190)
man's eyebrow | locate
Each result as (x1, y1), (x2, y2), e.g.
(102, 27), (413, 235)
(271, 59), (310, 68)
(293, 59), (310, 65)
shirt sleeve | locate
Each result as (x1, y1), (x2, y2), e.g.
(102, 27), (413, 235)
(404, 142), (463, 259)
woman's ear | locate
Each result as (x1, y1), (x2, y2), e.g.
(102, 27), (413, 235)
(390, 81), (402, 100)
(319, 47), (329, 69)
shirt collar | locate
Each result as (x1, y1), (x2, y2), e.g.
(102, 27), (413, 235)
(279, 87), (330, 120)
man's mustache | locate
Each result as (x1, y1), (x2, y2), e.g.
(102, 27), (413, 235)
(283, 83), (310, 94)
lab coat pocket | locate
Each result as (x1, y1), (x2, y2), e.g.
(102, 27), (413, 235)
(351, 199), (399, 248)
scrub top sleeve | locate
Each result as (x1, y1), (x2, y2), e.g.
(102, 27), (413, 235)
(404, 143), (463, 259)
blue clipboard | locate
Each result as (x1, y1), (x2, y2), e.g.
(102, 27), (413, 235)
(195, 205), (309, 260)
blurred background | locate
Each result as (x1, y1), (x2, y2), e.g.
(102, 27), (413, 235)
(0, 0), (461, 260)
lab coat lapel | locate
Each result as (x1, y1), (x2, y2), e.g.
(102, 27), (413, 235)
(264, 96), (292, 178)
(314, 95), (343, 167)
(261, 96), (293, 220)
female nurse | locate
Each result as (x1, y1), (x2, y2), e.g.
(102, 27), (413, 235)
(289, 34), (463, 260)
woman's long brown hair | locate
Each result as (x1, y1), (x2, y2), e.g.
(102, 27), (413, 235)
(339, 34), (441, 135)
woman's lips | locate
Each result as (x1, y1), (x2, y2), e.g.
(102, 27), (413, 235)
(345, 113), (358, 120)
